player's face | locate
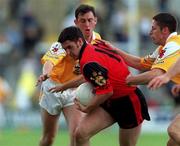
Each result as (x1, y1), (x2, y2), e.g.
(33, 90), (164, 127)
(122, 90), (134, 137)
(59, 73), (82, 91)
(149, 20), (165, 45)
(75, 11), (97, 41)
(61, 39), (83, 59)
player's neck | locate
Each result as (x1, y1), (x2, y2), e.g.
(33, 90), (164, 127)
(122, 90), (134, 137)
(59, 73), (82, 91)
(85, 35), (93, 43)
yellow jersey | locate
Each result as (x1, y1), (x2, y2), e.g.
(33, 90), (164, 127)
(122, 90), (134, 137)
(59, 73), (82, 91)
(41, 31), (101, 83)
(140, 32), (180, 84)
(91, 31), (101, 44)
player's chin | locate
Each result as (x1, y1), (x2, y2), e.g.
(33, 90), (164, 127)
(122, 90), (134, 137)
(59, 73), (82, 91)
(71, 54), (78, 60)
(85, 30), (91, 35)
(74, 56), (78, 60)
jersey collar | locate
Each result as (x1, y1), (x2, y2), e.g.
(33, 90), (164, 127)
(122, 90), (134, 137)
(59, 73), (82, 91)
(92, 31), (96, 41)
(166, 32), (177, 42)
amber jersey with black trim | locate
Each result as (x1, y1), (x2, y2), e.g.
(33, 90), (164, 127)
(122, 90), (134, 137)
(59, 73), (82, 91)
(140, 32), (180, 84)
(79, 43), (136, 99)
(41, 31), (101, 83)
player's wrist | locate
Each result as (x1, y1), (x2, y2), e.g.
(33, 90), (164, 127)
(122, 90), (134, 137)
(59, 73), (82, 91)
(165, 72), (172, 80)
(42, 73), (50, 80)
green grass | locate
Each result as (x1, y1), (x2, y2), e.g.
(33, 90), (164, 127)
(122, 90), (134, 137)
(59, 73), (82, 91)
(0, 128), (168, 146)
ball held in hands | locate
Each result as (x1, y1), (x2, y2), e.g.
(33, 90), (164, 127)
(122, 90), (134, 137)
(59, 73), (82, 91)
(76, 82), (95, 106)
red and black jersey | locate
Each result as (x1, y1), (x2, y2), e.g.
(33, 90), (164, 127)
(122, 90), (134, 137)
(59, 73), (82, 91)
(79, 43), (136, 99)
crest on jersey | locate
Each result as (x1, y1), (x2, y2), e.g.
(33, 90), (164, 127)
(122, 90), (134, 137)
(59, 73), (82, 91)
(159, 48), (166, 58)
(90, 71), (107, 86)
(49, 42), (65, 55)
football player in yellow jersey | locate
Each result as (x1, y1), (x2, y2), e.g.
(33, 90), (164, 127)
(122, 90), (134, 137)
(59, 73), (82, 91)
(96, 13), (180, 146)
(37, 4), (101, 146)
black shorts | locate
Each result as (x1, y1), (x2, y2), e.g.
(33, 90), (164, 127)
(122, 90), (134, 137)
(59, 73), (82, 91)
(100, 88), (150, 129)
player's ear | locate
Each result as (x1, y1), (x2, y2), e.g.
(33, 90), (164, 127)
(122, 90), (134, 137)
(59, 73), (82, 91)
(162, 26), (169, 34)
(74, 19), (78, 25)
(78, 38), (84, 45)
(94, 17), (97, 24)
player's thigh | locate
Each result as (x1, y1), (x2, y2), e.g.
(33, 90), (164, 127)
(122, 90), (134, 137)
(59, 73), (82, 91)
(63, 105), (85, 132)
(119, 124), (142, 145)
(40, 79), (64, 115)
(76, 107), (115, 137)
(41, 108), (60, 135)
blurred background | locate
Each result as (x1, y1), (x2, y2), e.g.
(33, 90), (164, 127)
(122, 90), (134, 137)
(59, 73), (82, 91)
(0, 0), (180, 141)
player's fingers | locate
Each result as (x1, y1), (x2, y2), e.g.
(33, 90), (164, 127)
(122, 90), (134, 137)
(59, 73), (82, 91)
(36, 76), (45, 86)
(148, 79), (159, 90)
(48, 87), (55, 93)
(74, 98), (78, 104)
(35, 81), (39, 87)
(152, 82), (161, 90)
(157, 82), (164, 89)
(74, 98), (81, 110)
(35, 80), (42, 87)
(147, 79), (154, 89)
(171, 87), (179, 96)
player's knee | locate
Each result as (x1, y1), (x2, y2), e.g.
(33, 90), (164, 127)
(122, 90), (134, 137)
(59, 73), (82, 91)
(168, 125), (176, 141)
(168, 124), (180, 144)
(167, 138), (175, 146)
(167, 139), (171, 146)
(75, 127), (90, 143)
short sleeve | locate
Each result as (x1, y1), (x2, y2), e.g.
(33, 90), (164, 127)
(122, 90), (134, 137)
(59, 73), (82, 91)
(83, 62), (113, 95)
(41, 42), (66, 65)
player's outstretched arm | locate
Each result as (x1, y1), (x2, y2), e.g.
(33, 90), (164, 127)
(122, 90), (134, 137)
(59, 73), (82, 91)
(36, 60), (54, 86)
(147, 74), (170, 90)
(94, 39), (143, 70)
(75, 92), (113, 113)
(126, 68), (165, 85)
(49, 75), (85, 93)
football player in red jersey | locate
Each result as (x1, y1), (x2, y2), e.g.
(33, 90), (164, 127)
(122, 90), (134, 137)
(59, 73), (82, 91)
(57, 26), (150, 146)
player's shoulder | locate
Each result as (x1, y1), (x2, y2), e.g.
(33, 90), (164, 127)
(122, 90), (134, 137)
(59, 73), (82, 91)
(41, 42), (66, 64)
(93, 31), (101, 39)
(157, 44), (179, 60)
(48, 42), (66, 56)
(163, 41), (180, 55)
(167, 34), (180, 42)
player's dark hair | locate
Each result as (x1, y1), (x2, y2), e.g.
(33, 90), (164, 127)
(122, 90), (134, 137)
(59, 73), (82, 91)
(75, 4), (96, 19)
(58, 26), (86, 43)
(153, 13), (177, 32)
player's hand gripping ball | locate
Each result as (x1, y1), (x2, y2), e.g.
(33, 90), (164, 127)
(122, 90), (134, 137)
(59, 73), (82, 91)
(76, 82), (95, 106)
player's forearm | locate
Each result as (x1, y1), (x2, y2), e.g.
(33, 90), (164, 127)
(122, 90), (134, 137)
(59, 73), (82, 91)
(63, 75), (85, 88)
(126, 74), (150, 85)
(43, 61), (54, 75)
(86, 92), (113, 112)
(115, 48), (143, 70)
(127, 69), (165, 85)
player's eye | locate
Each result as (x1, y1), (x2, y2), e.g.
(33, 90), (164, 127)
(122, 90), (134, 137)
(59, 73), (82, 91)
(80, 19), (86, 23)
(88, 19), (94, 23)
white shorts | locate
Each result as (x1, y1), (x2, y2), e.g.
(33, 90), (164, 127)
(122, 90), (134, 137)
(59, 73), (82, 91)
(39, 79), (76, 115)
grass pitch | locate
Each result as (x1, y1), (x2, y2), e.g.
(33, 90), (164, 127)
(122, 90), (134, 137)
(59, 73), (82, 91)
(0, 128), (168, 146)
